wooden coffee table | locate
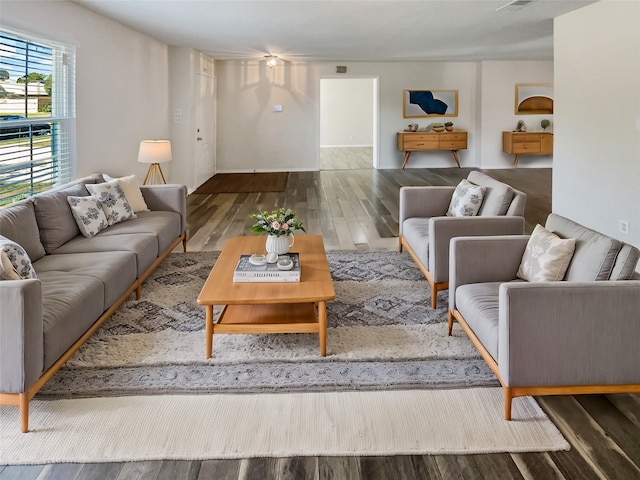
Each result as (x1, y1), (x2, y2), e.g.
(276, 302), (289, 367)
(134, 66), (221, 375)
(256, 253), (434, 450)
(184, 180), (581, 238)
(197, 234), (335, 358)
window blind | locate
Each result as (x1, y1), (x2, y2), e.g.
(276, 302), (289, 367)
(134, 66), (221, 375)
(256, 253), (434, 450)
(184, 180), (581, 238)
(0, 30), (75, 206)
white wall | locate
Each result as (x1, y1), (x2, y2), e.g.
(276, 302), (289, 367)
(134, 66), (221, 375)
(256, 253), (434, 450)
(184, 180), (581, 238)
(320, 78), (373, 147)
(554, 0), (640, 249)
(479, 61), (554, 168)
(216, 59), (554, 172)
(216, 61), (480, 171)
(1, 1), (170, 182)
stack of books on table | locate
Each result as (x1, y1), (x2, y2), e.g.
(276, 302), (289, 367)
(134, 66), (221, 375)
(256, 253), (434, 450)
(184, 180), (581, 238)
(233, 253), (301, 282)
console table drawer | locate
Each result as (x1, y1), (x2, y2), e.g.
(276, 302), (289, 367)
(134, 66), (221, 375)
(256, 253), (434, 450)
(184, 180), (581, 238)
(440, 139), (467, 149)
(402, 138), (439, 149)
(511, 142), (541, 153)
(441, 132), (467, 142)
(511, 134), (541, 143)
(406, 134), (437, 142)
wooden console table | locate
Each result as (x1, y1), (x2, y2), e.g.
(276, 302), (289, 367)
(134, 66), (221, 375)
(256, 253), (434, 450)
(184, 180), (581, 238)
(397, 130), (467, 169)
(502, 131), (553, 166)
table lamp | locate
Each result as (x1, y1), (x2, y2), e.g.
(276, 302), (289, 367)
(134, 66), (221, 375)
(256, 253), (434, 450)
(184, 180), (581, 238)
(138, 140), (172, 185)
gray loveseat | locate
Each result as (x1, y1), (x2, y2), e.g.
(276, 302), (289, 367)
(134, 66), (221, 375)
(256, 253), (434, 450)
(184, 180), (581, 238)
(448, 213), (640, 419)
(0, 174), (187, 432)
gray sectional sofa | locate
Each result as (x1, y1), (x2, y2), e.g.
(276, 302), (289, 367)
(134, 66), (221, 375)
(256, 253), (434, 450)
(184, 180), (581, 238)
(448, 213), (640, 419)
(0, 174), (187, 432)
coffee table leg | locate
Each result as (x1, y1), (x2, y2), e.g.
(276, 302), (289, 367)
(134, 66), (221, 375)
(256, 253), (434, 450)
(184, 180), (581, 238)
(318, 301), (327, 357)
(206, 305), (213, 359)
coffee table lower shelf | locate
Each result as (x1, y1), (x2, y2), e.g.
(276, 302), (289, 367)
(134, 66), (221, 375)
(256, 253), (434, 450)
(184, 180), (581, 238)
(206, 302), (327, 358)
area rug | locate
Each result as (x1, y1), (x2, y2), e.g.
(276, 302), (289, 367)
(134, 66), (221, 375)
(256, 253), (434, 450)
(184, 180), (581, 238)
(2, 251), (570, 463)
(38, 251), (500, 398)
(0, 388), (569, 464)
(193, 172), (288, 194)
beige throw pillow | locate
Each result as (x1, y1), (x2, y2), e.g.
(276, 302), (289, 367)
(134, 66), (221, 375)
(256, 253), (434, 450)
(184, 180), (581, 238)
(517, 224), (576, 282)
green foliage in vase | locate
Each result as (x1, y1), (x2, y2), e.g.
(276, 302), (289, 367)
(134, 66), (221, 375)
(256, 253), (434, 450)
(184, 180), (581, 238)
(250, 208), (306, 237)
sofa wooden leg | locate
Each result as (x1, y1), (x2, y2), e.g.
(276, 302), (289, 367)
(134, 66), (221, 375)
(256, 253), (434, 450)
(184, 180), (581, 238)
(182, 233), (188, 252)
(136, 285), (142, 300)
(448, 310), (454, 336)
(431, 282), (438, 308)
(504, 388), (513, 421)
(20, 393), (29, 433)
(398, 236), (403, 252)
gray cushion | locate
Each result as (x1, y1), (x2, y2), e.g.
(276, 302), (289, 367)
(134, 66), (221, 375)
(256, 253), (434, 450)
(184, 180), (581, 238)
(38, 271), (104, 370)
(52, 233), (159, 277)
(0, 201), (46, 262)
(401, 217), (430, 268)
(34, 251), (137, 309)
(468, 171), (515, 216)
(97, 211), (182, 253)
(33, 183), (88, 253)
(610, 244), (640, 280)
(545, 213), (621, 281)
(455, 282), (502, 362)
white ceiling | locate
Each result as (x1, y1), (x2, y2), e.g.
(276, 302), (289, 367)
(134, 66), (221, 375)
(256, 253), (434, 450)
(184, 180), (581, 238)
(72, 0), (598, 62)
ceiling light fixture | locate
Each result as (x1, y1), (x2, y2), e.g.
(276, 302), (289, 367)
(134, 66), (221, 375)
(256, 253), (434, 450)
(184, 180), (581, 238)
(496, 0), (534, 11)
(264, 54), (278, 68)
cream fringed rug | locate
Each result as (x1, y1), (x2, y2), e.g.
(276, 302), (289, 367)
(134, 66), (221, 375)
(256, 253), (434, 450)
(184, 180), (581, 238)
(0, 388), (568, 465)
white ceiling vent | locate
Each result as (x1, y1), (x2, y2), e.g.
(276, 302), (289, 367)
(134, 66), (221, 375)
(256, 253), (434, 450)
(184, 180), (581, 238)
(496, 0), (534, 11)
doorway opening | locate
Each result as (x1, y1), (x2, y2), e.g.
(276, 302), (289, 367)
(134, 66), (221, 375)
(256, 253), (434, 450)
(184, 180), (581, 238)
(319, 77), (378, 170)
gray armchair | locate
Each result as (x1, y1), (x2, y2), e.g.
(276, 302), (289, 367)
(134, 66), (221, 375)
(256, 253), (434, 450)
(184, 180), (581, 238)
(399, 171), (527, 307)
(448, 214), (640, 420)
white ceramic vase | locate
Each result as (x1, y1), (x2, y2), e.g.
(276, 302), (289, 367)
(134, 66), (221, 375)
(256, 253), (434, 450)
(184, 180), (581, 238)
(265, 234), (294, 255)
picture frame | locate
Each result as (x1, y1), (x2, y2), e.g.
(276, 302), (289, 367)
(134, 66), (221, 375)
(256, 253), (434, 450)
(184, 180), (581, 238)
(515, 83), (553, 114)
(403, 90), (458, 118)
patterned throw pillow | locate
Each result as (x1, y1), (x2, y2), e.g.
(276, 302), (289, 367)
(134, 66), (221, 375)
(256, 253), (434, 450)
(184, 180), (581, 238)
(517, 224), (576, 282)
(103, 174), (149, 213)
(67, 196), (109, 237)
(86, 179), (136, 225)
(446, 179), (486, 217)
(0, 237), (38, 280)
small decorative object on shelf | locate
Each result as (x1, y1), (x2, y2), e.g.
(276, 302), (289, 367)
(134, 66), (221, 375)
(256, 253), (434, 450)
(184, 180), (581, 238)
(404, 123), (419, 132)
(515, 120), (527, 132)
(431, 123), (445, 132)
(541, 119), (551, 131)
(444, 121), (454, 132)
(250, 208), (306, 255)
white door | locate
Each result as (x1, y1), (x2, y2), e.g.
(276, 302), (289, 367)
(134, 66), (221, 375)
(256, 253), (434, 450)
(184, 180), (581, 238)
(194, 72), (216, 187)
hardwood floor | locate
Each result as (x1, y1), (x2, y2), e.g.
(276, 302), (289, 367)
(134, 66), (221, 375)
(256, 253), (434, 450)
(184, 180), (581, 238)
(320, 146), (373, 170)
(185, 167), (550, 253)
(2, 168), (640, 480)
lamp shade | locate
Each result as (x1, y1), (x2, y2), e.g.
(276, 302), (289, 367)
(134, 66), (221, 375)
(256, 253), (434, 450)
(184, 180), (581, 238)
(138, 140), (172, 164)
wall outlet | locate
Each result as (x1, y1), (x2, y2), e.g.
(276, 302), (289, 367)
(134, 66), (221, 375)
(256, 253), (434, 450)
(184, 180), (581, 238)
(619, 219), (630, 235)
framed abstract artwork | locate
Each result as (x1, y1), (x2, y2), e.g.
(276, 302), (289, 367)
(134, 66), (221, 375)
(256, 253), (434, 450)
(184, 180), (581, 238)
(515, 83), (553, 114)
(403, 89), (458, 118)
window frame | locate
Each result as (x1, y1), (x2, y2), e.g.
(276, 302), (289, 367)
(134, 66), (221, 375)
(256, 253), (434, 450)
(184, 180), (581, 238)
(0, 28), (76, 207)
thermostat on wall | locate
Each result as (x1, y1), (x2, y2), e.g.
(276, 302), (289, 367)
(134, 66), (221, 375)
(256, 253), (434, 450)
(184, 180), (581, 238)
(273, 105), (283, 112)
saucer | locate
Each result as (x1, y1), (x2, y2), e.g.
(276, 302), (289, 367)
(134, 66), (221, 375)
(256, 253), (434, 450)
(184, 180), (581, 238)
(248, 254), (267, 266)
(277, 258), (294, 270)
